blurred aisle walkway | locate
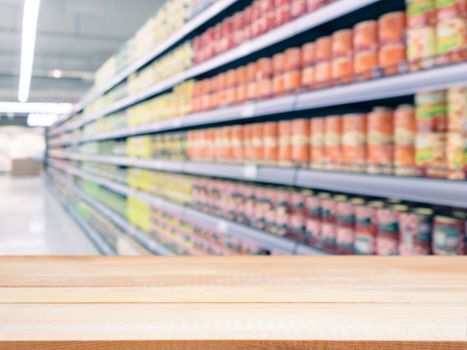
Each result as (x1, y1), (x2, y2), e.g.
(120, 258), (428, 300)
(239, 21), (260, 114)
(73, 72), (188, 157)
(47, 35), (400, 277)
(0, 175), (98, 255)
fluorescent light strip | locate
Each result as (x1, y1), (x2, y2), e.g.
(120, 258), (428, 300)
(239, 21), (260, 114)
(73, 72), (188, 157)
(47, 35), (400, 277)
(0, 102), (73, 114)
(18, 0), (41, 103)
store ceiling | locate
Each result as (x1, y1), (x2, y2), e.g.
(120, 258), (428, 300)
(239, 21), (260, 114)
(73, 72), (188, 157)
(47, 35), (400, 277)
(0, 0), (164, 106)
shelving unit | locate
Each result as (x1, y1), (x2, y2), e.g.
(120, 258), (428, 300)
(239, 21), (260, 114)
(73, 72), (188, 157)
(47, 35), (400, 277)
(49, 160), (326, 256)
(46, 0), (467, 257)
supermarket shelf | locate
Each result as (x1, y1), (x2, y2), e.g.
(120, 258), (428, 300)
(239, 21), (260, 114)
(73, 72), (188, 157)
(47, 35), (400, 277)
(50, 0), (240, 132)
(48, 161), (326, 255)
(48, 152), (467, 209)
(47, 184), (116, 256)
(49, 0), (379, 137)
(50, 171), (175, 256)
(48, 62), (467, 148)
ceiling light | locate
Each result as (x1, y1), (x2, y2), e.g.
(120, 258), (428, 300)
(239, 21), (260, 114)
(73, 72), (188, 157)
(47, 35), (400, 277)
(0, 102), (73, 114)
(18, 0), (41, 103)
(27, 113), (58, 127)
(51, 69), (63, 79)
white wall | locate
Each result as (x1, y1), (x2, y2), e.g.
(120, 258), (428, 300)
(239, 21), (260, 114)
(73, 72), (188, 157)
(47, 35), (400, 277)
(0, 127), (45, 172)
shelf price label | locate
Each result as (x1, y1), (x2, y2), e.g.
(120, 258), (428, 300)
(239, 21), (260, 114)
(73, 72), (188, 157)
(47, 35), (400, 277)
(243, 164), (258, 180)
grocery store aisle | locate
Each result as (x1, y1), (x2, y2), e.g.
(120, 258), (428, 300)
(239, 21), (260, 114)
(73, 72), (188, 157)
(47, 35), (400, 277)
(0, 175), (98, 255)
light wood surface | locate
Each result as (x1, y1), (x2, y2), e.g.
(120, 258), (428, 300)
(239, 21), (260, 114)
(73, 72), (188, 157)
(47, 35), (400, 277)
(0, 257), (466, 349)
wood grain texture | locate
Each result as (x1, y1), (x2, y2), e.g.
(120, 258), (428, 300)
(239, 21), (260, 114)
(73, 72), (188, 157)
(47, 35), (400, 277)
(0, 257), (466, 349)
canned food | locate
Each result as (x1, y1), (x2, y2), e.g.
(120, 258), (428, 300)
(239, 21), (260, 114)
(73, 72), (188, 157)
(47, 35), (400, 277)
(406, 0), (436, 27)
(257, 78), (273, 99)
(311, 118), (326, 169)
(354, 20), (378, 51)
(263, 122), (279, 164)
(284, 47), (302, 71)
(367, 107), (394, 174)
(325, 115), (342, 170)
(407, 26), (436, 71)
(272, 74), (285, 96)
(342, 113), (367, 172)
(395, 105), (416, 144)
(332, 56), (353, 84)
(416, 90), (447, 132)
(354, 50), (378, 80)
(231, 125), (244, 162)
(448, 86), (467, 133)
(275, 2), (292, 26)
(279, 120), (293, 166)
(354, 200), (381, 255)
(302, 66), (315, 90)
(307, 0), (329, 11)
(336, 195), (355, 254)
(379, 43), (406, 76)
(433, 215), (465, 255)
(283, 70), (302, 94)
(376, 204), (406, 256)
(292, 118), (311, 165)
(315, 36), (332, 62)
(291, 0), (307, 18)
(436, 17), (467, 64)
(378, 11), (406, 44)
(315, 61), (332, 88)
(399, 208), (433, 255)
(436, 0), (467, 21)
(320, 193), (337, 251)
(257, 58), (273, 80)
(332, 29), (353, 58)
(447, 132), (466, 180)
(302, 42), (315, 66)
(273, 52), (286, 75)
(415, 132), (448, 178)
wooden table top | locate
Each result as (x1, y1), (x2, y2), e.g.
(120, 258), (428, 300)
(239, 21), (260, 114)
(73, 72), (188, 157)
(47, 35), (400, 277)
(0, 256), (466, 349)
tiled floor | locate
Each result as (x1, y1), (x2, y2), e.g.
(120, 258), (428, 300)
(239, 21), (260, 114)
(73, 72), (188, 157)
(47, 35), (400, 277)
(0, 175), (98, 255)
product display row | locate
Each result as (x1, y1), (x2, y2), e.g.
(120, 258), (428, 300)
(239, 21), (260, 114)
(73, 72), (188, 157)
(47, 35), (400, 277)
(51, 0), (466, 139)
(53, 160), (467, 256)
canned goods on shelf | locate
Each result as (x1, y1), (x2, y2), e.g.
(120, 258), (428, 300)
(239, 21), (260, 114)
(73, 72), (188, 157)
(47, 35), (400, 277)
(415, 132), (448, 178)
(315, 61), (332, 88)
(446, 132), (466, 180)
(342, 113), (366, 172)
(315, 36), (332, 62)
(433, 214), (465, 255)
(436, 0), (466, 21)
(367, 107), (394, 174)
(302, 42), (315, 66)
(416, 90), (447, 132)
(292, 118), (311, 165)
(399, 208), (433, 256)
(407, 26), (436, 71)
(324, 115), (342, 170)
(447, 86), (467, 133)
(354, 50), (378, 81)
(332, 29), (353, 58)
(379, 42), (407, 76)
(311, 117), (326, 169)
(436, 17), (467, 65)
(263, 122), (279, 163)
(378, 11), (406, 45)
(354, 20), (378, 52)
(332, 56), (354, 85)
(407, 0), (436, 28)
(279, 120), (293, 166)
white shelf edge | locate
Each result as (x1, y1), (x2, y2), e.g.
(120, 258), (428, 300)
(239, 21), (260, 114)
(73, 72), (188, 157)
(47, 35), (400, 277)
(48, 161), (324, 255)
(49, 0), (380, 137)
